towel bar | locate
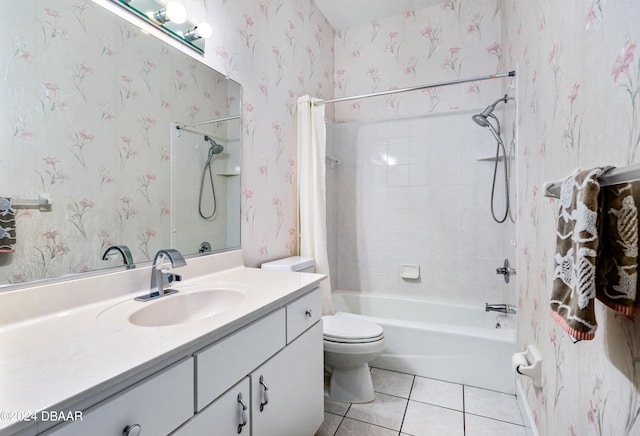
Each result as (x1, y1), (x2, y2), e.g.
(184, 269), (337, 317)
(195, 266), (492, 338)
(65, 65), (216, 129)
(11, 193), (53, 212)
(544, 163), (640, 198)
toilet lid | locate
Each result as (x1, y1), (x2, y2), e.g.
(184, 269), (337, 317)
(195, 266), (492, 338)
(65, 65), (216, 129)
(322, 316), (384, 343)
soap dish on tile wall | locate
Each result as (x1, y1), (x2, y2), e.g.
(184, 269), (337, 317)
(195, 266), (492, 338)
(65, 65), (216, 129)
(400, 264), (420, 280)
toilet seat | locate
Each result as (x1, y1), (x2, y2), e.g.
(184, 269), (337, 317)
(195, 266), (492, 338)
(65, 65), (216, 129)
(323, 316), (384, 344)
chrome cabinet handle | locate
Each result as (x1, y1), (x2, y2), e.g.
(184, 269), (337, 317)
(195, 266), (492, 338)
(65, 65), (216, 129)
(305, 309), (313, 318)
(237, 392), (248, 433)
(259, 375), (269, 411)
(123, 424), (141, 436)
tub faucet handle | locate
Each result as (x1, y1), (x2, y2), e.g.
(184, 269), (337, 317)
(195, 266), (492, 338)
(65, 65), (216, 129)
(496, 259), (516, 283)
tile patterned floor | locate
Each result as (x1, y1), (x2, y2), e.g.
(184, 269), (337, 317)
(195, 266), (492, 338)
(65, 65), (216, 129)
(316, 368), (526, 436)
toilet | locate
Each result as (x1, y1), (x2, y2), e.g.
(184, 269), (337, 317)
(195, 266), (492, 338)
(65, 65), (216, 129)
(261, 256), (385, 403)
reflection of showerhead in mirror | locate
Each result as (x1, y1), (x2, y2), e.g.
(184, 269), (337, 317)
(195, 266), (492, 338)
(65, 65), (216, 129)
(204, 135), (224, 155)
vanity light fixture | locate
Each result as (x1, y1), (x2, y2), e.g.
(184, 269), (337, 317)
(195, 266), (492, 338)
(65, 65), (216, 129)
(111, 0), (207, 54)
(183, 22), (212, 41)
(151, 1), (188, 24)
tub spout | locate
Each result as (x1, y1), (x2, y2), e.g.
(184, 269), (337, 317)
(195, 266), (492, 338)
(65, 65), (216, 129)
(485, 303), (517, 314)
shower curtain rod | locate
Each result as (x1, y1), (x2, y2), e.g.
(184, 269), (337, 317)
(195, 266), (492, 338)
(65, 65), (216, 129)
(314, 70), (516, 106)
(178, 114), (241, 129)
(174, 125), (210, 137)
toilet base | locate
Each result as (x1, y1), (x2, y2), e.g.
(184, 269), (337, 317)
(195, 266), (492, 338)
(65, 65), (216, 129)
(328, 363), (375, 403)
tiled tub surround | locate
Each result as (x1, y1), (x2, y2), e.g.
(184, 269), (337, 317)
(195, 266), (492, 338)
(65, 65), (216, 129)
(326, 114), (516, 308)
(317, 368), (527, 436)
(0, 250), (324, 435)
(332, 292), (516, 394)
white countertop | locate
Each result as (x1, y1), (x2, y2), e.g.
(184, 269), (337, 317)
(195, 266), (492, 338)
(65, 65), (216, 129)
(0, 251), (324, 435)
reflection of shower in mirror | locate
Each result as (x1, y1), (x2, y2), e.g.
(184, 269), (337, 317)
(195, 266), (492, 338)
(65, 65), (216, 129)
(199, 135), (225, 220)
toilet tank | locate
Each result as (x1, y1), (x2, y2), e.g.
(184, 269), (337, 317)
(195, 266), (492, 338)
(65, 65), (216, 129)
(261, 256), (316, 273)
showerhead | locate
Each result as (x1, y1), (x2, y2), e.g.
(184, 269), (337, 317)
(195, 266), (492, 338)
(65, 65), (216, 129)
(204, 135), (224, 155)
(472, 113), (491, 128)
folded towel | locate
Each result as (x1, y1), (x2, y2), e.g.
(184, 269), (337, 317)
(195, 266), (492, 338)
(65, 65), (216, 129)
(550, 167), (610, 341)
(0, 197), (16, 252)
(596, 181), (640, 315)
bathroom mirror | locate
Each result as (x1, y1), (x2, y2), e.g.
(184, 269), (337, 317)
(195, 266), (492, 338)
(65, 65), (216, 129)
(0, 0), (241, 287)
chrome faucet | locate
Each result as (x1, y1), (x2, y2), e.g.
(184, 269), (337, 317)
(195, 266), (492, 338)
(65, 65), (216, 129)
(485, 303), (517, 315)
(102, 245), (135, 269)
(135, 249), (187, 302)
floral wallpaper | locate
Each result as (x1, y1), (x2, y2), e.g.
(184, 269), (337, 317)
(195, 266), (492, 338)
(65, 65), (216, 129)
(0, 0), (236, 284)
(332, 0), (506, 122)
(503, 0), (640, 434)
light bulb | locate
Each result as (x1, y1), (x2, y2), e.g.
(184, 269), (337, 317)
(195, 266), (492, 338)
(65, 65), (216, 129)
(183, 22), (213, 41)
(165, 1), (187, 24)
(196, 22), (212, 39)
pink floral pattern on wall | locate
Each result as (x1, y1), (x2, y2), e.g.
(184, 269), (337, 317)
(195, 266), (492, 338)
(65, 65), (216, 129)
(333, 1), (503, 123)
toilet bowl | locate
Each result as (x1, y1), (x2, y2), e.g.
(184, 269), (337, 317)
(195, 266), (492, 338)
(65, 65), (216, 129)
(323, 315), (385, 403)
(261, 256), (385, 403)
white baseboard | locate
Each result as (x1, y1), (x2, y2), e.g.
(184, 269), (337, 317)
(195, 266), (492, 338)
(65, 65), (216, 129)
(516, 378), (540, 436)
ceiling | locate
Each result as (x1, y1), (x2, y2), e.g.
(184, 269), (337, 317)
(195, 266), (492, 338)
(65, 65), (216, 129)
(314, 0), (444, 30)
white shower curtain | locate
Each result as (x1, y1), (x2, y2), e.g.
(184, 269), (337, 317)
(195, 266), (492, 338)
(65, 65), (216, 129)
(296, 95), (333, 315)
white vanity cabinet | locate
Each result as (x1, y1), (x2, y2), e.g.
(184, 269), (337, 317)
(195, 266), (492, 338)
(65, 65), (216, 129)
(39, 287), (323, 436)
(44, 358), (194, 436)
(184, 287), (323, 436)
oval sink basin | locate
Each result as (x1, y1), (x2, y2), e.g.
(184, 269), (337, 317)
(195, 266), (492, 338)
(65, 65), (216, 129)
(129, 289), (245, 327)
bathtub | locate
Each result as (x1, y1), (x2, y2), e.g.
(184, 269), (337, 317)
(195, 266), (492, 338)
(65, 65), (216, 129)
(332, 292), (516, 394)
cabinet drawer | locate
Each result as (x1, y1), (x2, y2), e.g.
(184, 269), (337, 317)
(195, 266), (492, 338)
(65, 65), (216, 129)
(286, 288), (322, 343)
(195, 309), (285, 411)
(173, 378), (251, 436)
(45, 359), (194, 436)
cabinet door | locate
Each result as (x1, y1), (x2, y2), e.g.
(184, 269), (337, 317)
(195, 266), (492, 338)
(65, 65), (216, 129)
(44, 359), (193, 436)
(251, 322), (323, 436)
(172, 377), (250, 436)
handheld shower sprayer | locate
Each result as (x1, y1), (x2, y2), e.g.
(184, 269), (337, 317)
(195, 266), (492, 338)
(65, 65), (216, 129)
(472, 94), (514, 224)
(472, 94), (512, 131)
